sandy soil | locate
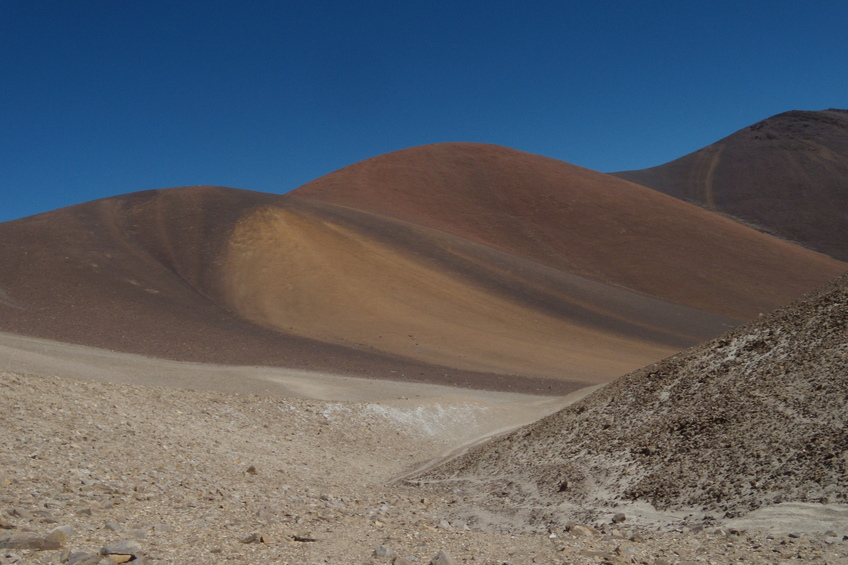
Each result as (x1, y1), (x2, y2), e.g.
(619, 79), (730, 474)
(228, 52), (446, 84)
(3, 333), (847, 564)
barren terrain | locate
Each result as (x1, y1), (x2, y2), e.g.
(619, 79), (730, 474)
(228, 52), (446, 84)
(413, 273), (848, 559)
(2, 328), (847, 564)
(3, 119), (848, 564)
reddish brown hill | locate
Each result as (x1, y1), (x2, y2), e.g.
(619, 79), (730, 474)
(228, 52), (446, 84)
(293, 142), (845, 320)
(0, 187), (579, 394)
(0, 185), (736, 393)
(218, 197), (734, 384)
(613, 109), (848, 261)
(0, 143), (844, 393)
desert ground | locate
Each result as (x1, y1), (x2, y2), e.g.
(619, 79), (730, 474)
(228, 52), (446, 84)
(2, 113), (847, 564)
(2, 331), (846, 565)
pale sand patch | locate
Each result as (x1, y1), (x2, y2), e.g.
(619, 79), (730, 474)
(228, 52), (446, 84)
(0, 331), (547, 402)
(0, 330), (583, 447)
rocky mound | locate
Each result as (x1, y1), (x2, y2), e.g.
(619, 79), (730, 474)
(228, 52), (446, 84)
(613, 109), (848, 261)
(416, 272), (848, 525)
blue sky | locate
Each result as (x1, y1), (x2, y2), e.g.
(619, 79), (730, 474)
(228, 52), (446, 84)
(2, 1), (846, 222)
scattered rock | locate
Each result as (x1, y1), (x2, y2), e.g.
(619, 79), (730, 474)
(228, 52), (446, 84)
(611, 512), (626, 524)
(373, 545), (397, 558)
(429, 550), (457, 565)
(66, 551), (103, 565)
(568, 524), (595, 537)
(256, 504), (277, 522)
(100, 540), (140, 555)
(239, 533), (268, 544)
(0, 525), (70, 550)
(9, 509), (31, 521)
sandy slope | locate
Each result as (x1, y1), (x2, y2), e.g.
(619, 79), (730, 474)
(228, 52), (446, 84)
(1, 144), (844, 394)
(293, 142), (846, 318)
(221, 199), (727, 383)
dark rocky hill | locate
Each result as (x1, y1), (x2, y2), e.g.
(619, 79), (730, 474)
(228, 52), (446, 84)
(614, 109), (848, 261)
(417, 272), (848, 525)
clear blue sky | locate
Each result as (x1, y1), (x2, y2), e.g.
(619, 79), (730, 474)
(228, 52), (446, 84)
(2, 1), (846, 222)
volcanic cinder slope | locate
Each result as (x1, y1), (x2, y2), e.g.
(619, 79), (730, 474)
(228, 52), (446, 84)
(414, 271), (848, 527)
(613, 109), (848, 261)
(0, 143), (844, 392)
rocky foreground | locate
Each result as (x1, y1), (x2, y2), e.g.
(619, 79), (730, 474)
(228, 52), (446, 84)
(2, 370), (848, 564)
(414, 273), (848, 556)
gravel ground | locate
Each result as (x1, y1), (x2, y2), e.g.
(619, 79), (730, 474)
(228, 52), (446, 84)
(3, 370), (847, 564)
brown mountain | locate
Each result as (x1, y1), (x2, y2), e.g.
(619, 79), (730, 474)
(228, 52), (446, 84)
(415, 271), (848, 526)
(613, 109), (848, 261)
(0, 144), (844, 393)
(292, 142), (844, 319)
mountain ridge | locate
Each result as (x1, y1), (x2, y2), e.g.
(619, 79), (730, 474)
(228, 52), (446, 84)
(613, 108), (848, 261)
(0, 139), (844, 392)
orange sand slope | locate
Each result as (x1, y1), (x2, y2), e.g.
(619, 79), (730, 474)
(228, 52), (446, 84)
(1, 144), (844, 392)
(294, 142), (844, 319)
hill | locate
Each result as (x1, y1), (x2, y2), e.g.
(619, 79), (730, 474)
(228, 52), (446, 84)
(293, 142), (844, 319)
(613, 109), (848, 261)
(0, 143), (844, 392)
(414, 271), (848, 527)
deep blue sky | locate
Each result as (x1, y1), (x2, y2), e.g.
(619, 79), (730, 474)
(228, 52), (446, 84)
(2, 1), (846, 222)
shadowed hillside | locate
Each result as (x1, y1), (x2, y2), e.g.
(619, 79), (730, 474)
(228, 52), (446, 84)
(613, 109), (848, 261)
(415, 272), (848, 525)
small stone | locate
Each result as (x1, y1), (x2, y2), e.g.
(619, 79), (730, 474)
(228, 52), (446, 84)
(10, 509), (31, 520)
(256, 505), (277, 522)
(0, 525), (70, 551)
(66, 551), (103, 565)
(100, 540), (140, 555)
(616, 544), (639, 558)
(105, 523), (124, 532)
(373, 545), (397, 558)
(240, 532), (272, 543)
(612, 512), (626, 524)
(47, 525), (73, 545)
(246, 465), (257, 475)
(240, 533), (261, 544)
(0, 516), (14, 530)
(570, 525), (595, 537)
(429, 550), (457, 565)
(438, 519), (452, 530)
(127, 529), (147, 539)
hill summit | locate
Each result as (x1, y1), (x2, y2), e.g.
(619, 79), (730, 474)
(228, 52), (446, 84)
(614, 109), (848, 261)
